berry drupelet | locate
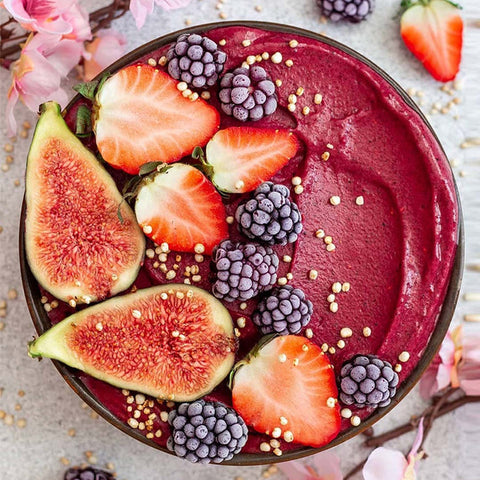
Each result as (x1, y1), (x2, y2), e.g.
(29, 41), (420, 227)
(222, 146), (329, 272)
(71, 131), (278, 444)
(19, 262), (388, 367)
(167, 400), (248, 464)
(211, 240), (279, 302)
(318, 0), (375, 22)
(235, 182), (303, 246)
(64, 467), (114, 480)
(218, 65), (278, 121)
(338, 354), (399, 408)
(252, 285), (313, 335)
(167, 33), (227, 88)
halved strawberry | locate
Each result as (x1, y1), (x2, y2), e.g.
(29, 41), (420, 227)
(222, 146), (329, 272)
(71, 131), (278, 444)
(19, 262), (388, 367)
(230, 335), (341, 448)
(400, 0), (463, 82)
(93, 65), (220, 174)
(205, 127), (299, 193)
(134, 163), (228, 255)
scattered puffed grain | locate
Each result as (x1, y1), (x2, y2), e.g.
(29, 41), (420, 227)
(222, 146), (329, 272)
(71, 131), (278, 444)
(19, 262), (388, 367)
(340, 327), (353, 338)
(289, 39), (299, 48)
(328, 346), (336, 354)
(283, 255), (292, 263)
(260, 442), (271, 452)
(327, 294), (335, 303)
(305, 328), (313, 339)
(341, 408), (352, 419)
(237, 317), (246, 328)
(309, 269), (318, 280)
(275, 79), (282, 87)
(326, 244), (336, 252)
(329, 302), (338, 313)
(330, 196), (341, 206)
(285, 59), (293, 67)
(291, 176), (302, 185)
(287, 103), (296, 112)
(271, 52), (282, 64)
(294, 185), (304, 194)
(226, 215), (234, 224)
(332, 282), (342, 293)
(363, 327), (372, 337)
(398, 351), (410, 363)
(337, 340), (345, 349)
(242, 39), (251, 47)
(351, 415), (361, 427)
(395, 364), (402, 373)
(315, 229), (325, 239)
(302, 106), (310, 115)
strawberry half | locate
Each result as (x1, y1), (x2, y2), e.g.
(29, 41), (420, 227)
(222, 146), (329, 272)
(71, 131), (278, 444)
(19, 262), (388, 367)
(400, 0), (463, 82)
(93, 65), (220, 174)
(205, 127), (299, 193)
(230, 335), (341, 448)
(134, 163), (228, 255)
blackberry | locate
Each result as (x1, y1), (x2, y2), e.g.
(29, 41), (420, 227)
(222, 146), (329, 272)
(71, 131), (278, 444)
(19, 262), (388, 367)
(318, 0), (375, 22)
(338, 354), (399, 408)
(64, 467), (114, 480)
(167, 399), (248, 464)
(235, 182), (303, 245)
(212, 240), (279, 302)
(218, 65), (278, 121)
(167, 33), (227, 88)
(252, 286), (313, 335)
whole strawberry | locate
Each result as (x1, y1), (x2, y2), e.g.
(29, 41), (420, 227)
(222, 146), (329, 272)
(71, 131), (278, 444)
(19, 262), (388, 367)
(401, 0), (463, 82)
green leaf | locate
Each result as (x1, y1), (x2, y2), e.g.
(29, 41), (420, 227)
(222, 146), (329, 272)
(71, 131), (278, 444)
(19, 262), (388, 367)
(75, 105), (92, 136)
(139, 161), (165, 176)
(192, 146), (205, 160)
(73, 80), (99, 101)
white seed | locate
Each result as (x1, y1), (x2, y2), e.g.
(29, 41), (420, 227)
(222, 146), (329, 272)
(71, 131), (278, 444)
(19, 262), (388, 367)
(283, 255), (292, 263)
(270, 438), (281, 448)
(278, 353), (287, 363)
(275, 79), (282, 87)
(356, 196), (365, 206)
(158, 56), (167, 66)
(288, 94), (297, 104)
(340, 327), (353, 338)
(240, 302), (247, 310)
(246, 55), (256, 65)
(296, 87), (304, 96)
(226, 216), (234, 224)
(271, 427), (282, 438)
(330, 195), (341, 206)
(128, 418), (139, 428)
(342, 282), (351, 292)
(242, 39), (251, 47)
(327, 143), (334, 149)
(194, 243), (205, 254)
(337, 340), (345, 349)
(287, 103), (296, 112)
(291, 176), (302, 186)
(327, 294), (336, 303)
(132, 310), (141, 319)
(289, 39), (298, 48)
(260, 442), (271, 452)
(271, 52), (282, 64)
(321, 151), (330, 161)
(341, 408), (352, 419)
(302, 106), (310, 115)
(277, 277), (288, 286)
(399, 351), (410, 363)
(280, 416), (288, 425)
(237, 317), (246, 328)
(351, 415), (361, 427)
(328, 346), (336, 354)
(262, 52), (269, 60)
(283, 431), (294, 442)
(293, 358), (299, 366)
(166, 270), (176, 280)
(160, 242), (169, 252)
(395, 364), (402, 373)
(235, 180), (245, 190)
(315, 229), (325, 239)
(321, 343), (328, 352)
(200, 91), (211, 100)
(305, 328), (313, 339)
(177, 82), (188, 92)
(294, 185), (304, 194)
(273, 448), (283, 456)
(219, 39), (226, 46)
(309, 269), (318, 280)
(147, 58), (157, 66)
(326, 397), (336, 408)
(95, 322), (103, 331)
(314, 93), (323, 104)
(329, 302), (338, 313)
(332, 282), (342, 293)
(363, 326), (372, 337)
(326, 244), (336, 252)
(194, 254), (204, 263)
(285, 59), (293, 67)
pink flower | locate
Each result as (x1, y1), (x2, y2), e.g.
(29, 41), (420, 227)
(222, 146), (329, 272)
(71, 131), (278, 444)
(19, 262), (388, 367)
(6, 33), (82, 136)
(129, 0), (191, 29)
(82, 29), (127, 81)
(458, 331), (480, 395)
(363, 419), (424, 480)
(3, 0), (91, 40)
(279, 451), (343, 480)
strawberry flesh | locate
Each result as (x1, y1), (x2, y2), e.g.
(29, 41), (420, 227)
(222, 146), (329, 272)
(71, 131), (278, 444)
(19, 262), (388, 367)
(94, 65), (220, 174)
(401, 0), (463, 82)
(206, 127), (299, 193)
(134, 163), (228, 255)
(231, 335), (341, 448)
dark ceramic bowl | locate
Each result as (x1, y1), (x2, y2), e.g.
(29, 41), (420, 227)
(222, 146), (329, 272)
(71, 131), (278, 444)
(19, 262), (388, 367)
(19, 21), (464, 466)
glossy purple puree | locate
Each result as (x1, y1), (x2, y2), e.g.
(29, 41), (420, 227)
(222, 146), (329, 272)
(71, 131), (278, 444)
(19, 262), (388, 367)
(48, 26), (458, 456)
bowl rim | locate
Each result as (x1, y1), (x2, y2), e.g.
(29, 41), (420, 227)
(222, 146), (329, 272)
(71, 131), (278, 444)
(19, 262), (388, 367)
(19, 20), (464, 466)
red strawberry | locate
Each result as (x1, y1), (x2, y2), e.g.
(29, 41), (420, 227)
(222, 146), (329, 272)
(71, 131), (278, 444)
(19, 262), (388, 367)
(400, 0), (463, 82)
(205, 127), (299, 193)
(230, 335), (341, 448)
(93, 65), (220, 174)
(134, 163), (228, 255)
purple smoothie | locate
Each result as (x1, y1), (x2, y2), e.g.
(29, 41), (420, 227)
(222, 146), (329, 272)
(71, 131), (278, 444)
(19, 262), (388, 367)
(44, 25), (458, 457)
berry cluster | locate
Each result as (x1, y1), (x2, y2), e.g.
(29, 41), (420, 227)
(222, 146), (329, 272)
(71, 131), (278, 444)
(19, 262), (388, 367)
(252, 285), (313, 335)
(167, 400), (248, 463)
(318, 0), (375, 22)
(212, 240), (279, 302)
(235, 182), (303, 246)
(219, 66), (278, 121)
(338, 354), (399, 408)
(167, 33), (227, 88)
(64, 467), (114, 480)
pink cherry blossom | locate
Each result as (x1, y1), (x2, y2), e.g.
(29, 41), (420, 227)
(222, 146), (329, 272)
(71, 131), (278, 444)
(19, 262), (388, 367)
(82, 29), (127, 81)
(363, 418), (424, 480)
(6, 33), (82, 136)
(61, 2), (92, 42)
(279, 451), (343, 480)
(129, 0), (191, 29)
(458, 330), (480, 395)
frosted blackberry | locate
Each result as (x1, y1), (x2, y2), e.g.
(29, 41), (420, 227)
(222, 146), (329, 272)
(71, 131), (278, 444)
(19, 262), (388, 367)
(253, 286), (313, 335)
(318, 0), (375, 22)
(64, 467), (114, 480)
(235, 182), (303, 246)
(167, 33), (227, 88)
(338, 354), (399, 408)
(212, 240), (279, 302)
(218, 65), (278, 121)
(167, 399), (248, 464)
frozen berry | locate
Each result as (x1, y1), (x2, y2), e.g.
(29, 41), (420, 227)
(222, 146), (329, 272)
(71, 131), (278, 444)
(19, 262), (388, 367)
(64, 467), (114, 480)
(252, 285), (313, 335)
(318, 0), (375, 22)
(338, 354), (399, 408)
(219, 66), (277, 121)
(235, 182), (303, 245)
(167, 33), (227, 88)
(167, 399), (248, 463)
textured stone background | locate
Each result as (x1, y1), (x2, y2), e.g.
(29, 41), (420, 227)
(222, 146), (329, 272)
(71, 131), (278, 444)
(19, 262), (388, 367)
(0, 1), (479, 479)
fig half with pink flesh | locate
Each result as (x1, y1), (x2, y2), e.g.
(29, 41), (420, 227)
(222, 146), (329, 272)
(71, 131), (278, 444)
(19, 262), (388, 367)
(28, 285), (236, 401)
(25, 102), (145, 304)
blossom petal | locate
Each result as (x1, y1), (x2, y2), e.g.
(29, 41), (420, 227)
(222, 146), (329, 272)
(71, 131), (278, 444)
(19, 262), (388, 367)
(129, 0), (155, 29)
(409, 418), (424, 457)
(155, 0), (191, 10)
(312, 451), (343, 480)
(363, 447), (407, 480)
(6, 85), (20, 137)
(278, 460), (313, 480)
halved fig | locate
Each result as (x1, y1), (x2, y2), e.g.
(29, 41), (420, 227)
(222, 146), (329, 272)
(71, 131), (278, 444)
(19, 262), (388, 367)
(28, 285), (236, 401)
(25, 102), (145, 304)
